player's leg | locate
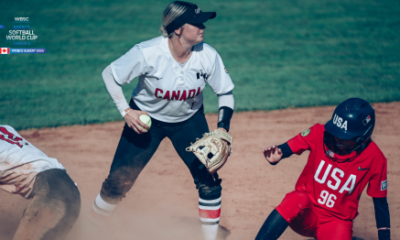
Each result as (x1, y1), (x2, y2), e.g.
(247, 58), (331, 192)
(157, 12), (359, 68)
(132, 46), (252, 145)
(13, 169), (81, 240)
(169, 109), (223, 240)
(90, 122), (166, 225)
(315, 216), (352, 240)
(255, 209), (289, 240)
(195, 172), (223, 240)
(255, 191), (318, 240)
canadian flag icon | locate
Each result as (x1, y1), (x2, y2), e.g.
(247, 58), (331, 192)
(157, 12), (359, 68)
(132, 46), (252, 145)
(1, 48), (10, 54)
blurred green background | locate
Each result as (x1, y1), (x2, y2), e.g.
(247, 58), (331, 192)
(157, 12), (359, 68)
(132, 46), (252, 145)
(0, 0), (399, 129)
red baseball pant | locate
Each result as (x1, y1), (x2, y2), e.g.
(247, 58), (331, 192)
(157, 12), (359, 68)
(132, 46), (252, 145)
(275, 191), (353, 240)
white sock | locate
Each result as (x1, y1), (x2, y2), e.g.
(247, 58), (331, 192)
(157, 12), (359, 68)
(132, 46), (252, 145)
(199, 197), (221, 240)
(89, 193), (117, 226)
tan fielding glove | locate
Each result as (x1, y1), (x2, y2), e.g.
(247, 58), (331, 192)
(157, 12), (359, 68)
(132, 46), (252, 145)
(186, 129), (233, 174)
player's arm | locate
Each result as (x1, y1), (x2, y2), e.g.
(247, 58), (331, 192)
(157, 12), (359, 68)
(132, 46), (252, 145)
(102, 65), (149, 134)
(367, 154), (390, 240)
(373, 197), (391, 240)
(206, 51), (234, 133)
(217, 91), (234, 132)
(262, 125), (320, 165)
(102, 65), (130, 117)
(262, 143), (293, 165)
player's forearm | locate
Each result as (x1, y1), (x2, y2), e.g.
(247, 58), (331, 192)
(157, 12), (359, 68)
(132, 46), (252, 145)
(373, 197), (391, 240)
(217, 92), (234, 132)
(277, 142), (293, 159)
(217, 91), (234, 109)
(102, 65), (130, 117)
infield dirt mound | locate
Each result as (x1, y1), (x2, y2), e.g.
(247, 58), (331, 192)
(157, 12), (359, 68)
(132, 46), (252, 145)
(0, 102), (399, 240)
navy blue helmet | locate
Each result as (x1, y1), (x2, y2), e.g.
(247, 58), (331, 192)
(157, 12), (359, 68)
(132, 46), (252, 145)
(324, 98), (375, 155)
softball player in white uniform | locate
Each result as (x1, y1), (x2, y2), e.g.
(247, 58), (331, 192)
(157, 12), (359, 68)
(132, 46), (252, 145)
(91, 2), (234, 240)
(0, 125), (80, 240)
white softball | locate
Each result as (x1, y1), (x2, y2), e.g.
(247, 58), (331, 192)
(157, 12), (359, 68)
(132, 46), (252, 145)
(139, 114), (152, 129)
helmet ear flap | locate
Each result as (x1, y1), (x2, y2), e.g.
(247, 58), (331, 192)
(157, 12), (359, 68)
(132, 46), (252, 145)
(357, 122), (374, 144)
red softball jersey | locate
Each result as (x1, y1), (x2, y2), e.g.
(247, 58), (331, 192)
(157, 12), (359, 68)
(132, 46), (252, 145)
(287, 123), (388, 220)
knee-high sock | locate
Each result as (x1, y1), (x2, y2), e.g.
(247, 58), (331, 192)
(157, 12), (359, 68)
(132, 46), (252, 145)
(89, 193), (117, 226)
(255, 209), (289, 240)
(199, 197), (221, 240)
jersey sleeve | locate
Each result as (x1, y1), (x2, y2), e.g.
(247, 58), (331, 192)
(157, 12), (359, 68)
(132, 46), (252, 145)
(287, 124), (321, 155)
(207, 53), (234, 95)
(110, 45), (148, 85)
(367, 156), (388, 198)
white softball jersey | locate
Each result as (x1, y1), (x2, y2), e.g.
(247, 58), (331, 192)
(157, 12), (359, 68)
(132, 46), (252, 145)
(0, 125), (65, 198)
(111, 36), (234, 123)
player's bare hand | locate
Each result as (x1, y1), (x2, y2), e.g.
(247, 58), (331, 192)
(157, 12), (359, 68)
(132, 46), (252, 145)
(124, 109), (150, 134)
(262, 145), (282, 165)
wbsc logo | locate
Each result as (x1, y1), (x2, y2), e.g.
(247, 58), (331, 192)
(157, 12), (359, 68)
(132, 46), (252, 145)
(14, 17), (30, 22)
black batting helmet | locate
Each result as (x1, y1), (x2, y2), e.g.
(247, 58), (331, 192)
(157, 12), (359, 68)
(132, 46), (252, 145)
(324, 98), (375, 156)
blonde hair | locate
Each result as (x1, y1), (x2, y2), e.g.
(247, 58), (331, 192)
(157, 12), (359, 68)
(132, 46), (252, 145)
(160, 1), (194, 38)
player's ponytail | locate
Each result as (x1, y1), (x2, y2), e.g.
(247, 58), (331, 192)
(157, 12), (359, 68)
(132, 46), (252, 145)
(160, 1), (193, 38)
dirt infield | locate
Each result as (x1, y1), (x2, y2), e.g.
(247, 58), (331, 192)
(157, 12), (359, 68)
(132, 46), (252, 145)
(0, 102), (399, 240)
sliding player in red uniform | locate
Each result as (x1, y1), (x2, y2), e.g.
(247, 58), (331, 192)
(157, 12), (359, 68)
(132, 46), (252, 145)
(256, 98), (390, 240)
